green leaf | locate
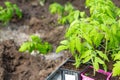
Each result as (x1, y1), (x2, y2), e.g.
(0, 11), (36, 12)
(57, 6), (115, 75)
(69, 38), (76, 53)
(56, 45), (68, 53)
(114, 51), (120, 60)
(29, 42), (35, 52)
(49, 3), (64, 15)
(105, 6), (114, 18)
(95, 57), (104, 64)
(116, 8), (120, 16)
(19, 42), (31, 52)
(83, 55), (91, 63)
(36, 42), (52, 54)
(113, 61), (120, 76)
(5, 1), (12, 7)
(19, 35), (52, 54)
(111, 24), (117, 35)
(83, 42), (92, 49)
(0, 1), (22, 24)
(96, 50), (109, 61)
(65, 20), (80, 37)
(83, 33), (92, 45)
(58, 16), (67, 24)
(74, 10), (80, 20)
(0, 6), (3, 10)
(60, 40), (69, 45)
(30, 35), (41, 43)
(74, 55), (81, 68)
(93, 58), (99, 71)
(37, 43), (50, 54)
(80, 50), (91, 59)
(75, 37), (81, 53)
(64, 2), (74, 12)
(80, 12), (85, 18)
(93, 32), (103, 47)
(102, 64), (107, 72)
(13, 4), (22, 18)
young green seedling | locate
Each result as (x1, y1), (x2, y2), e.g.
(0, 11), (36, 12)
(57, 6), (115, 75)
(0, 1), (22, 24)
(55, 0), (120, 76)
(19, 35), (52, 55)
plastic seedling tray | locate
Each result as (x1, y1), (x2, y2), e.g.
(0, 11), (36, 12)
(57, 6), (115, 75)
(45, 58), (70, 80)
(81, 66), (112, 80)
(46, 58), (89, 80)
(60, 68), (80, 80)
(60, 60), (89, 80)
(45, 68), (61, 80)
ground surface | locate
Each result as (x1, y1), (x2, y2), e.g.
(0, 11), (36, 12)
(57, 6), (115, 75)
(0, 0), (120, 80)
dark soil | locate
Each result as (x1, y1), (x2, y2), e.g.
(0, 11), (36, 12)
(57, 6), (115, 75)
(61, 60), (88, 72)
(110, 76), (120, 80)
(84, 68), (108, 80)
(0, 40), (63, 80)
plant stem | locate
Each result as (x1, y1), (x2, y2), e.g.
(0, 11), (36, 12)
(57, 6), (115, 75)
(105, 39), (108, 54)
(91, 55), (96, 76)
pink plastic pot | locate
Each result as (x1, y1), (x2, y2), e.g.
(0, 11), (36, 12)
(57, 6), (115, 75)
(81, 66), (112, 80)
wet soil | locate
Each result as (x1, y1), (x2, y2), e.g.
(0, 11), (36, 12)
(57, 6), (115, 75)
(0, 40), (65, 80)
(110, 77), (120, 80)
(61, 60), (88, 72)
(83, 68), (108, 80)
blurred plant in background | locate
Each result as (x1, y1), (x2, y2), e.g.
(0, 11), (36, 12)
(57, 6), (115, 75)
(0, 1), (22, 24)
(19, 35), (52, 55)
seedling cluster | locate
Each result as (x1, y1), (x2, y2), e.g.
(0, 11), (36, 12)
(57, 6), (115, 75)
(49, 2), (85, 24)
(52, 0), (120, 76)
(0, 1), (22, 24)
(19, 35), (52, 55)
